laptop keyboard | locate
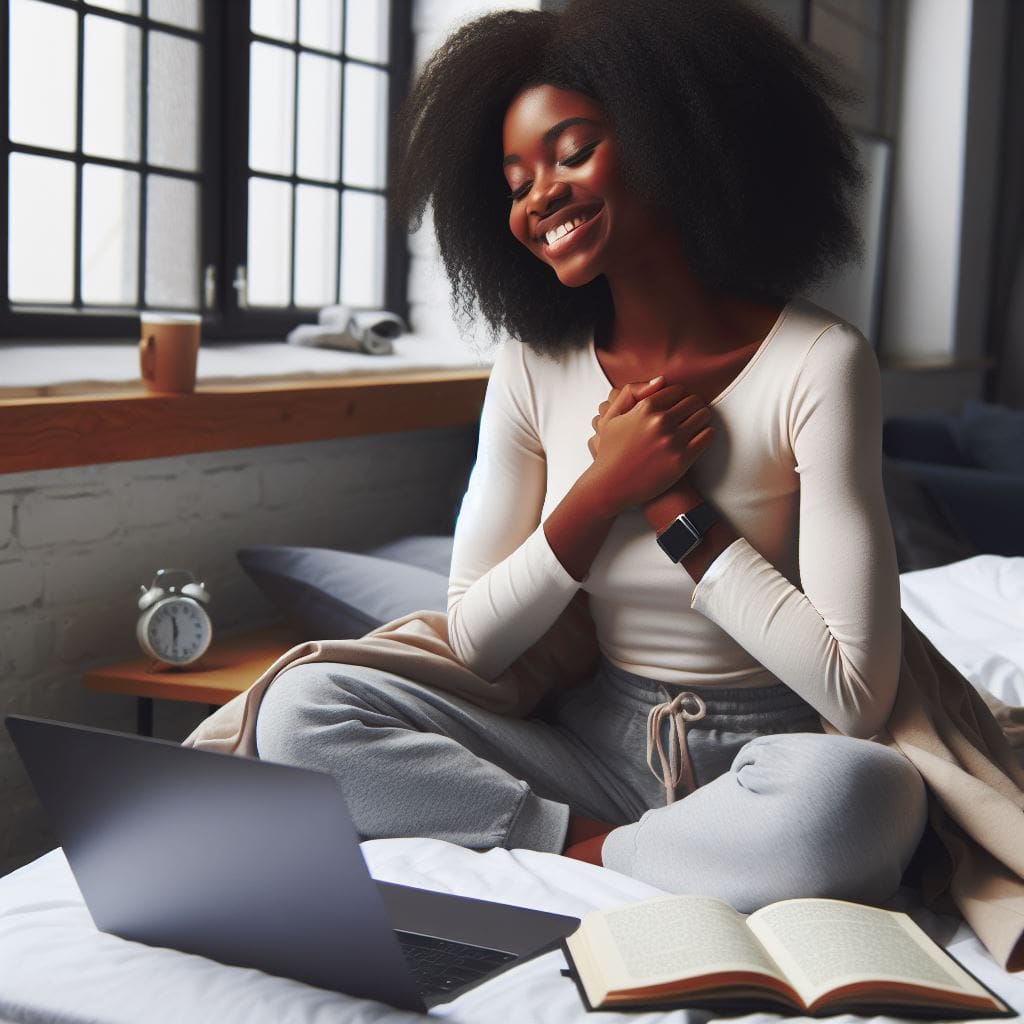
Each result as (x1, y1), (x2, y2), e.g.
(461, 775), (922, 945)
(395, 930), (518, 996)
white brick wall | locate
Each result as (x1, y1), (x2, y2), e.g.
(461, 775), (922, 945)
(0, 426), (475, 875)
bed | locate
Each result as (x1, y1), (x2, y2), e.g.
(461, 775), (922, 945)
(2, 554), (1022, 1023)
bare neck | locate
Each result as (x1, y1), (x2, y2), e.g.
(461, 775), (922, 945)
(597, 241), (784, 394)
(603, 245), (767, 354)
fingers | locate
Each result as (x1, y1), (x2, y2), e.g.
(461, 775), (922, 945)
(605, 375), (665, 417)
(642, 383), (700, 411)
(668, 397), (712, 433)
(636, 389), (710, 443)
(686, 422), (715, 451)
(606, 383), (640, 418)
(630, 375), (665, 402)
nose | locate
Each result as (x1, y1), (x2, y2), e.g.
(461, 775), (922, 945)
(527, 174), (570, 218)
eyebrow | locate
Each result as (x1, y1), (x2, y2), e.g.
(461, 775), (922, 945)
(502, 117), (601, 167)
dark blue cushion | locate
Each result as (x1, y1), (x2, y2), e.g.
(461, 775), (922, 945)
(910, 462), (1024, 557)
(955, 400), (1024, 476)
(882, 415), (971, 467)
(881, 458), (978, 571)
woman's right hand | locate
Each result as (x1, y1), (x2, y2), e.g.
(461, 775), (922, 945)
(586, 379), (714, 514)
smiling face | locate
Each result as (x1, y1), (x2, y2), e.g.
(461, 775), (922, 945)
(502, 85), (660, 289)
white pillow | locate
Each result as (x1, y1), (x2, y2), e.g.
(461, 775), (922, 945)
(900, 555), (1024, 707)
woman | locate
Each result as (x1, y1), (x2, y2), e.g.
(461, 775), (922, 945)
(256, 0), (928, 911)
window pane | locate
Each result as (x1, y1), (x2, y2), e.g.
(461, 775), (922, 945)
(149, 0), (202, 31)
(294, 185), (338, 307)
(248, 177), (293, 307)
(249, 42), (295, 176)
(8, 154), (75, 303)
(297, 53), (341, 182)
(9, 0), (78, 152)
(82, 164), (140, 305)
(83, 14), (141, 162)
(251, 0), (296, 42)
(300, 0), (342, 53)
(343, 64), (387, 188)
(339, 190), (385, 308)
(86, 0), (141, 13)
(345, 0), (389, 63)
(146, 174), (199, 308)
(148, 31), (201, 172)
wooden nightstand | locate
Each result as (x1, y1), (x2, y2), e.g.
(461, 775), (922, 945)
(83, 624), (301, 735)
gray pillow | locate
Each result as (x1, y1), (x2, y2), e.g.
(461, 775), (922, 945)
(956, 400), (1024, 476)
(367, 535), (454, 576)
(237, 542), (450, 640)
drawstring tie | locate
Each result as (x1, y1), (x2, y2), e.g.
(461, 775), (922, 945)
(646, 690), (707, 805)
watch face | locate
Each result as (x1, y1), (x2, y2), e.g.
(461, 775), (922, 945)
(144, 598), (212, 665)
(656, 517), (702, 562)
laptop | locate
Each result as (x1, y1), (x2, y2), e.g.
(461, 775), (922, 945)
(6, 715), (580, 1012)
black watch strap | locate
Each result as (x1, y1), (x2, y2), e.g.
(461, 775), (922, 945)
(655, 503), (719, 562)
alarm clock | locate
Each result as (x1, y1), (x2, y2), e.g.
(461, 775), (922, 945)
(137, 569), (212, 667)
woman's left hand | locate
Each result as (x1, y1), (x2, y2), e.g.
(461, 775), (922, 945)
(587, 377), (665, 458)
(589, 377), (710, 523)
(589, 378), (733, 583)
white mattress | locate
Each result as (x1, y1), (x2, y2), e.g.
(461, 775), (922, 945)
(2, 555), (1023, 1023)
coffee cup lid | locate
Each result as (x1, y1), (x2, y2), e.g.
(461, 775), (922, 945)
(141, 311), (202, 324)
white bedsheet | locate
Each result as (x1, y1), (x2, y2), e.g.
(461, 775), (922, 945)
(2, 555), (1023, 1023)
(899, 555), (1024, 708)
(2, 841), (1022, 1023)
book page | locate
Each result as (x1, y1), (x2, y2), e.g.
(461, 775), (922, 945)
(575, 894), (787, 992)
(747, 899), (994, 1006)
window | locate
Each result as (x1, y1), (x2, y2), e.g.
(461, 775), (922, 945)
(1, 0), (411, 340)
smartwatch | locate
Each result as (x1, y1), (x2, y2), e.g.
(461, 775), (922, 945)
(655, 503), (719, 562)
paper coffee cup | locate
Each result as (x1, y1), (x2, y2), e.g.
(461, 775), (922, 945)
(139, 312), (202, 394)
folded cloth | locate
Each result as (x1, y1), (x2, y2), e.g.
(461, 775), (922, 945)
(285, 306), (404, 355)
(184, 603), (1024, 972)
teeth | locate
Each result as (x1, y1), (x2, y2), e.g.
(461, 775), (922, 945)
(544, 214), (589, 247)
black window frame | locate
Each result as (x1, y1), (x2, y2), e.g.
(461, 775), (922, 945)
(0, 0), (412, 342)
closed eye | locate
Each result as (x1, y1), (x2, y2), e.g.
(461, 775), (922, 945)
(559, 139), (600, 167)
(506, 139), (601, 202)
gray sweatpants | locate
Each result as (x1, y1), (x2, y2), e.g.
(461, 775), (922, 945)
(255, 658), (927, 912)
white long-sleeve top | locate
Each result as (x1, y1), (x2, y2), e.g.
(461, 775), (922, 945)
(447, 299), (902, 738)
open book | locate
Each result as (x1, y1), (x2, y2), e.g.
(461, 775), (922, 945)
(562, 894), (1013, 1017)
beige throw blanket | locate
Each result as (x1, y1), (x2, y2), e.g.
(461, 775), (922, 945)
(185, 598), (1024, 972)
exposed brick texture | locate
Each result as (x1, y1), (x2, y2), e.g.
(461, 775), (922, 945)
(17, 490), (121, 549)
(0, 426), (475, 875)
(0, 559), (44, 613)
(0, 496), (13, 549)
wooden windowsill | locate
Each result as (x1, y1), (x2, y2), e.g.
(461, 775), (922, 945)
(0, 367), (490, 474)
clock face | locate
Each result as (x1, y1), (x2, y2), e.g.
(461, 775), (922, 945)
(144, 597), (212, 665)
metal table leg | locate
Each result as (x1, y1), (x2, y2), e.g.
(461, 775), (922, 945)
(137, 697), (154, 736)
